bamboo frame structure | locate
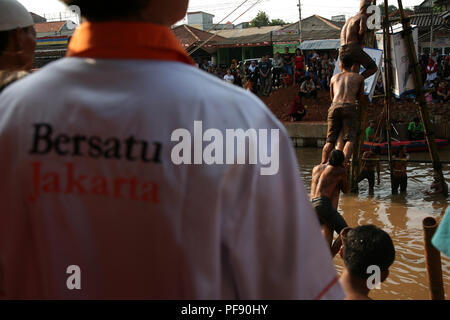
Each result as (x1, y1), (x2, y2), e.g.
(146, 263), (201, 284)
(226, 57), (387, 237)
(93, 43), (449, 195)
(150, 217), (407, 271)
(383, 0), (395, 193)
(350, 0), (448, 196)
(395, 0), (448, 196)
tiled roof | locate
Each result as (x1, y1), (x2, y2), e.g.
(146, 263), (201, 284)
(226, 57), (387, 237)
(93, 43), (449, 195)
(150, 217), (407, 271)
(34, 21), (66, 33)
(172, 25), (226, 49)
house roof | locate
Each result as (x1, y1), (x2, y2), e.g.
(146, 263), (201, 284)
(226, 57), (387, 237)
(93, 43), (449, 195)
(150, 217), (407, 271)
(210, 25), (283, 38)
(34, 21), (66, 33)
(172, 24), (225, 49)
(281, 15), (344, 32)
(409, 12), (449, 27)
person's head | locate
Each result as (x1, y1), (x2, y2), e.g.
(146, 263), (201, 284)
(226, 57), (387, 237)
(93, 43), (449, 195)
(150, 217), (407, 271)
(360, 0), (372, 15)
(275, 52), (280, 58)
(227, 69), (231, 75)
(295, 48), (301, 56)
(285, 46), (290, 53)
(0, 0), (36, 70)
(340, 53), (354, 71)
(251, 60), (256, 65)
(440, 81), (446, 88)
(60, 0), (188, 26)
(261, 55), (267, 62)
(329, 150), (345, 167)
(340, 225), (395, 282)
(369, 120), (376, 129)
(413, 117), (420, 125)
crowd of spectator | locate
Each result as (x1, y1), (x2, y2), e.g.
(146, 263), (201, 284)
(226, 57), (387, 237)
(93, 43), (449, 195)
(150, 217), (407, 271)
(195, 47), (338, 104)
(421, 51), (450, 104)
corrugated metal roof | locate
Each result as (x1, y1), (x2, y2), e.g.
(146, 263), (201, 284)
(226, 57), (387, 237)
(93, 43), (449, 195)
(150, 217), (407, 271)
(299, 39), (341, 50)
(210, 26), (283, 38)
(409, 13), (447, 27)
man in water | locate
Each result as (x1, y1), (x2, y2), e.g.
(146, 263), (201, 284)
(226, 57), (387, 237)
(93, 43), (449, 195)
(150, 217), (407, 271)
(392, 146), (409, 194)
(311, 150), (349, 253)
(0, 0), (36, 93)
(339, 0), (378, 79)
(321, 53), (365, 165)
(408, 117), (425, 141)
(365, 120), (376, 142)
(358, 146), (381, 194)
(339, 225), (395, 300)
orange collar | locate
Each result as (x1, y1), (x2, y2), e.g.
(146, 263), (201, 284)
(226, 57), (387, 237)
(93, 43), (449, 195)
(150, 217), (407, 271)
(67, 22), (194, 65)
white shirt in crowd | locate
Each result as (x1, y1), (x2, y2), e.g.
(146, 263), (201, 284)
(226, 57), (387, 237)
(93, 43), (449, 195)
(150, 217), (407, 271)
(0, 57), (344, 300)
(224, 74), (234, 84)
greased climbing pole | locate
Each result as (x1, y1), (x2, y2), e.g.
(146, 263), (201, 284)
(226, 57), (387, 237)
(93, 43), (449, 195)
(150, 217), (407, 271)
(350, 0), (377, 193)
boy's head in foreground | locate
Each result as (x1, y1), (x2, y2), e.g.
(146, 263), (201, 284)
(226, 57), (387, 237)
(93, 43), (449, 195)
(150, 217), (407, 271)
(341, 225), (395, 284)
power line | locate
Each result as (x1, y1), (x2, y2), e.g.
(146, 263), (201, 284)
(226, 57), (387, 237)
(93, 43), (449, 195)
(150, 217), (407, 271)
(188, 0), (265, 56)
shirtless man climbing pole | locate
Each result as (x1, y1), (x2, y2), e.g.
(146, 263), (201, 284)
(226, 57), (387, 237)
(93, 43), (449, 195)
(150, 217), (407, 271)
(340, 0), (378, 79)
(311, 150), (350, 256)
(321, 53), (365, 165)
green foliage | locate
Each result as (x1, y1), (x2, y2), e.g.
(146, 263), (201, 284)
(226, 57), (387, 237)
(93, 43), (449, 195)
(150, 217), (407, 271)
(249, 11), (270, 27)
(270, 18), (288, 26)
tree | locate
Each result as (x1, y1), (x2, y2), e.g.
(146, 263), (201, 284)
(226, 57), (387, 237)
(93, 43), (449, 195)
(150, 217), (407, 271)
(378, 3), (398, 16)
(249, 11), (270, 27)
(270, 18), (288, 26)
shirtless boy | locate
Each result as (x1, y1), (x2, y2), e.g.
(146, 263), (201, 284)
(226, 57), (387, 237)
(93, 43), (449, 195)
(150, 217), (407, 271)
(339, 225), (395, 300)
(358, 146), (381, 194)
(321, 53), (365, 165)
(340, 0), (378, 79)
(392, 146), (409, 194)
(311, 150), (349, 251)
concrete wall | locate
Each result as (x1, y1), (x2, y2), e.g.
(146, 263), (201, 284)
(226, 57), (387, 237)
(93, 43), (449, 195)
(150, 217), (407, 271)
(284, 122), (328, 148)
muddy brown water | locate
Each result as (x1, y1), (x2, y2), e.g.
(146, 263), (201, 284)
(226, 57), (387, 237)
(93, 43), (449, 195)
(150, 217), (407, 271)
(296, 147), (450, 300)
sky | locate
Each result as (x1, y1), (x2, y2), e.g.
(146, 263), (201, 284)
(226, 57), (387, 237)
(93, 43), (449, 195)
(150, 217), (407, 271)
(18, 0), (425, 25)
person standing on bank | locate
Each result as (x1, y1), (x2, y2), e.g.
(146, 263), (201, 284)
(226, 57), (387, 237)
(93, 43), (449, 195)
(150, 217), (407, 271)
(0, 0), (344, 300)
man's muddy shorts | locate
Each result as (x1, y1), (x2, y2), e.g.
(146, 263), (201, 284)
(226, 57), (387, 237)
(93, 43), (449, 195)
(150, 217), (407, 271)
(339, 43), (377, 72)
(326, 102), (358, 143)
(311, 197), (348, 234)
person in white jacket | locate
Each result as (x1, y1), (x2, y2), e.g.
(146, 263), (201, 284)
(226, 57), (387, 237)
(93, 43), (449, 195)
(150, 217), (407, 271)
(0, 0), (344, 300)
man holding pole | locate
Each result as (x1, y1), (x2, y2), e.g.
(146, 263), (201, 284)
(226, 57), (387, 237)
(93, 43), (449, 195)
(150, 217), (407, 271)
(339, 0), (378, 79)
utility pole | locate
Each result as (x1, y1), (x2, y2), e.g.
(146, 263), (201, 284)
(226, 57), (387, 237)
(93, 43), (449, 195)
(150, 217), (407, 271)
(297, 0), (302, 42)
(430, 4), (434, 54)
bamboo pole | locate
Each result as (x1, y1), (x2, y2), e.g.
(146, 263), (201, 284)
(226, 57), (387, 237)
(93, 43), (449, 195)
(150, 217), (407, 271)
(350, 0), (376, 193)
(396, 0), (448, 196)
(422, 217), (445, 300)
(383, 0), (395, 194)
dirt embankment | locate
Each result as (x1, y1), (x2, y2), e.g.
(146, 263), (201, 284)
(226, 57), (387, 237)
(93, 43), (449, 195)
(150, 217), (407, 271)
(260, 86), (450, 126)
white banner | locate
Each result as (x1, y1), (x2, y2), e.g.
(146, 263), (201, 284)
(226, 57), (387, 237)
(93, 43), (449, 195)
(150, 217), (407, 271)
(376, 24), (419, 98)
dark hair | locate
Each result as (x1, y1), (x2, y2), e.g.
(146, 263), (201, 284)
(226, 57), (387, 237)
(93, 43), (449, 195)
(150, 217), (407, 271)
(61, 0), (151, 21)
(413, 117), (420, 123)
(329, 150), (345, 166)
(0, 30), (11, 56)
(343, 225), (395, 279)
(341, 53), (354, 70)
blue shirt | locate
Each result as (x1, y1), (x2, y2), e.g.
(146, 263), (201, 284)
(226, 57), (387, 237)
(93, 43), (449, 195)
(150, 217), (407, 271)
(432, 208), (450, 258)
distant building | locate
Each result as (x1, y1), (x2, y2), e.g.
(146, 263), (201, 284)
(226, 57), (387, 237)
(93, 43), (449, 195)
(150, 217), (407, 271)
(33, 21), (75, 68)
(30, 12), (46, 23)
(331, 15), (346, 22)
(187, 11), (215, 31)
